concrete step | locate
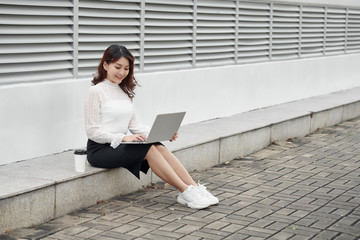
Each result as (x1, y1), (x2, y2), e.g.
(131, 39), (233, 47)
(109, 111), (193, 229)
(1, 86), (360, 233)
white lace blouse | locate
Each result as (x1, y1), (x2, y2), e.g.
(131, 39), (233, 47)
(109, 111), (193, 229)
(85, 79), (150, 148)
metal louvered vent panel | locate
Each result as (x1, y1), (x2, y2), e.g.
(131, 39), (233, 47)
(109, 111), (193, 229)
(78, 0), (141, 76)
(0, 0), (74, 84)
(347, 9), (360, 53)
(238, 1), (270, 64)
(196, 0), (236, 67)
(301, 6), (325, 57)
(326, 7), (347, 55)
(272, 4), (300, 60)
(144, 0), (193, 71)
(1, 0), (360, 84)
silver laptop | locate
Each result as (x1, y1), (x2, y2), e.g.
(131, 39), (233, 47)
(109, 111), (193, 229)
(124, 112), (186, 144)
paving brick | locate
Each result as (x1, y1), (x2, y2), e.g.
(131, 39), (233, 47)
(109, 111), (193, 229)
(204, 212), (228, 220)
(295, 217), (319, 227)
(204, 221), (230, 230)
(257, 198), (279, 206)
(221, 223), (244, 233)
(246, 237), (266, 240)
(222, 232), (250, 240)
(75, 228), (103, 238)
(93, 231), (135, 240)
(159, 213), (186, 222)
(127, 227), (153, 237)
(328, 223), (360, 237)
(191, 229), (230, 239)
(289, 210), (310, 218)
(113, 215), (141, 224)
(331, 208), (353, 217)
(287, 202), (321, 212)
(157, 222), (183, 232)
(99, 212), (125, 221)
(269, 231), (294, 240)
(129, 218), (168, 230)
(314, 230), (340, 239)
(178, 235), (202, 240)
(111, 225), (138, 234)
(236, 227), (274, 238)
(336, 216), (359, 226)
(145, 230), (185, 239)
(47, 233), (84, 240)
(333, 233), (358, 240)
(234, 208), (257, 217)
(174, 225), (201, 234)
(310, 198), (331, 207)
(265, 221), (289, 231)
(120, 206), (155, 217)
(221, 214), (257, 226)
(311, 219), (338, 230)
(182, 215), (213, 224)
(270, 197), (293, 208)
(80, 218), (121, 231)
(275, 208), (297, 216)
(142, 210), (170, 220)
(250, 219), (274, 228)
(282, 225), (323, 238)
(288, 234), (313, 240)
(58, 226), (89, 236)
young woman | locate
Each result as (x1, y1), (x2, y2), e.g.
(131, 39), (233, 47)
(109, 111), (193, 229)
(85, 44), (218, 209)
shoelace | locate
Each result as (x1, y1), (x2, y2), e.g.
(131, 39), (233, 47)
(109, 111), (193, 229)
(197, 181), (218, 200)
(197, 180), (209, 187)
(194, 186), (208, 198)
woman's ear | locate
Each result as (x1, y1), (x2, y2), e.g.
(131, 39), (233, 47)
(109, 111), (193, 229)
(103, 61), (108, 71)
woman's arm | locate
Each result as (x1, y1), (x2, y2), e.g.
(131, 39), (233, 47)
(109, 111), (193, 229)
(85, 87), (125, 148)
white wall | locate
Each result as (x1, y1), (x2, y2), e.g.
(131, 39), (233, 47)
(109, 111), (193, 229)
(135, 54), (360, 125)
(1, 54), (360, 165)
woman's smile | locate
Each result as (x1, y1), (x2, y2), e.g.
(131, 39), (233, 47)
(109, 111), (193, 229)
(103, 57), (130, 84)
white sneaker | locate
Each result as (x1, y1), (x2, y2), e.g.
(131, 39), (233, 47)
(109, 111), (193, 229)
(196, 184), (219, 206)
(177, 185), (211, 209)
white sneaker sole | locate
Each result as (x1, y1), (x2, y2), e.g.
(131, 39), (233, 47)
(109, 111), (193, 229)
(177, 196), (210, 209)
(208, 199), (219, 206)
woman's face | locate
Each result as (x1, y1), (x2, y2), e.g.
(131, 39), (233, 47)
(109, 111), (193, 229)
(103, 57), (130, 84)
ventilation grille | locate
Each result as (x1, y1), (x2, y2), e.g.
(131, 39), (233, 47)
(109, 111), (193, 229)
(196, 0), (236, 67)
(144, 0), (193, 71)
(0, 0), (73, 84)
(238, 1), (270, 63)
(347, 9), (360, 52)
(301, 6), (325, 57)
(272, 4), (300, 60)
(326, 7), (347, 55)
(0, 0), (359, 84)
(78, 0), (141, 76)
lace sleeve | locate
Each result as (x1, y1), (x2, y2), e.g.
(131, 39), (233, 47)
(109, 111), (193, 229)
(128, 102), (151, 136)
(85, 87), (125, 148)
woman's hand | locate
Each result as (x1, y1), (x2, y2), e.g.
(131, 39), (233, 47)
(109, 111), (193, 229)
(170, 132), (178, 142)
(123, 134), (147, 142)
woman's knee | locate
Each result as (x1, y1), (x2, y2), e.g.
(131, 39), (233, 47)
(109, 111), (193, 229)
(145, 145), (159, 159)
(155, 144), (168, 154)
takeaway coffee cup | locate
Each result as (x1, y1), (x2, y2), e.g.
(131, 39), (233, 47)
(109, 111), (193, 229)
(74, 149), (87, 173)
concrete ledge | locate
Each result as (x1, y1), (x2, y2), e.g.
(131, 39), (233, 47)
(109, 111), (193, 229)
(1, 86), (360, 232)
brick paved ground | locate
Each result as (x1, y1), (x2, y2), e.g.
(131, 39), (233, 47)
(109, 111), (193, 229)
(2, 117), (360, 240)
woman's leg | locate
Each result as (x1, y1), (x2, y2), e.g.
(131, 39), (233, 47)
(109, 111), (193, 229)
(155, 145), (197, 186)
(145, 146), (189, 192)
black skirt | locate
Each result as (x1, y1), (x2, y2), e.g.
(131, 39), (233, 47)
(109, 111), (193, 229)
(87, 139), (163, 179)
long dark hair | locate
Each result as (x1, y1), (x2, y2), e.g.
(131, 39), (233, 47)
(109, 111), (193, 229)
(92, 44), (139, 99)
